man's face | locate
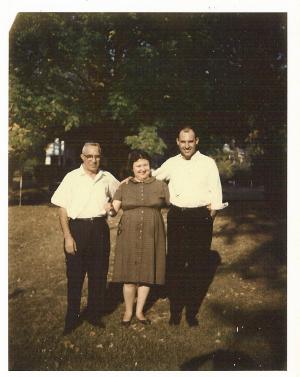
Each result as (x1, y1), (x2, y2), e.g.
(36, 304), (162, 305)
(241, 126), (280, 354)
(176, 129), (199, 160)
(80, 145), (101, 174)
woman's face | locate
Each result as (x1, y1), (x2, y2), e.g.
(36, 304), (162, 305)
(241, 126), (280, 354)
(132, 158), (151, 181)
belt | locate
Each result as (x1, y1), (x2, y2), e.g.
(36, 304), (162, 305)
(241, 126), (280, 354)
(170, 204), (208, 212)
(70, 217), (106, 222)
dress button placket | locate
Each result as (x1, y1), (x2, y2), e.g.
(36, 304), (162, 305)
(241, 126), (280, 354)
(137, 183), (143, 280)
(140, 184), (144, 237)
(139, 183), (144, 241)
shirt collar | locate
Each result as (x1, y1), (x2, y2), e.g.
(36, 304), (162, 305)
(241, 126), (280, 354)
(79, 164), (104, 179)
(178, 150), (201, 161)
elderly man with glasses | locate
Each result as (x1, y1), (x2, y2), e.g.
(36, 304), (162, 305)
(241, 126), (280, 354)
(51, 142), (119, 335)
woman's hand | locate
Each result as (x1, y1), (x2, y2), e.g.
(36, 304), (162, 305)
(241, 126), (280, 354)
(64, 235), (77, 254)
(104, 202), (113, 212)
(105, 201), (119, 217)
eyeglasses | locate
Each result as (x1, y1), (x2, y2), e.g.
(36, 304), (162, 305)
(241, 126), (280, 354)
(83, 154), (101, 160)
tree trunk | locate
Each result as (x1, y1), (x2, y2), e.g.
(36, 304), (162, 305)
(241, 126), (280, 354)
(19, 174), (23, 206)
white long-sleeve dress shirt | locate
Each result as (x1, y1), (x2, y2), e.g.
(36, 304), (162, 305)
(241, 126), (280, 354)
(152, 151), (225, 210)
(51, 165), (120, 219)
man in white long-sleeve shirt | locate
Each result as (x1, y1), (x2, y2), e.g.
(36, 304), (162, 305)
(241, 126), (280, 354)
(152, 127), (226, 326)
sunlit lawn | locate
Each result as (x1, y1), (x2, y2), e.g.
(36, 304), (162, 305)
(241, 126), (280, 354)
(8, 201), (286, 371)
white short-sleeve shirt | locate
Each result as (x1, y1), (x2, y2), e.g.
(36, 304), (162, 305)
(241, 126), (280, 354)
(51, 165), (120, 219)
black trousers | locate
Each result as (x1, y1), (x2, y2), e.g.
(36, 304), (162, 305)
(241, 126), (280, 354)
(64, 217), (110, 323)
(167, 205), (213, 320)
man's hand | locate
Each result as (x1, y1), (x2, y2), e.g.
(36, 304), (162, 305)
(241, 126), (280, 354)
(120, 176), (132, 185)
(206, 204), (217, 221)
(64, 235), (77, 254)
(210, 210), (217, 221)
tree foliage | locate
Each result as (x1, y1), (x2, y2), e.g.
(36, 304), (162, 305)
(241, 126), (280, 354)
(125, 125), (167, 156)
(9, 13), (286, 187)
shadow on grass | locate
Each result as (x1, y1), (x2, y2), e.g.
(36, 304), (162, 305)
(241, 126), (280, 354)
(203, 201), (287, 370)
(210, 232), (286, 370)
(102, 283), (123, 315)
(180, 349), (257, 371)
(210, 304), (286, 370)
(9, 288), (26, 300)
(180, 305), (286, 370)
(144, 250), (221, 318)
(216, 200), (286, 290)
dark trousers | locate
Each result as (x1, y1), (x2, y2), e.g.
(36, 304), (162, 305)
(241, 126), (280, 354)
(64, 217), (110, 324)
(167, 205), (213, 320)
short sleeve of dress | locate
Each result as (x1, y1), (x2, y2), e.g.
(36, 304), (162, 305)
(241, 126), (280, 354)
(112, 183), (123, 201)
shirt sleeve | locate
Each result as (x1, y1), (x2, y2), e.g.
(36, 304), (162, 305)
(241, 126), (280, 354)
(152, 159), (171, 181)
(107, 174), (120, 199)
(50, 173), (72, 208)
(208, 160), (224, 210)
(112, 183), (123, 201)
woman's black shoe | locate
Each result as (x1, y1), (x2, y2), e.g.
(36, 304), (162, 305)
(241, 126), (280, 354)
(137, 318), (151, 325)
(121, 319), (132, 327)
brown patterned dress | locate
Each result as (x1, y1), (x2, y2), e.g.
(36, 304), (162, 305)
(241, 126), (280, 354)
(112, 177), (169, 285)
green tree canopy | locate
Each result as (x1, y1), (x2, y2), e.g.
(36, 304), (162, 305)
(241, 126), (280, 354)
(9, 13), (286, 190)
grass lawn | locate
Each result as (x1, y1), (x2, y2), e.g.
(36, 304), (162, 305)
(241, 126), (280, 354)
(8, 201), (286, 371)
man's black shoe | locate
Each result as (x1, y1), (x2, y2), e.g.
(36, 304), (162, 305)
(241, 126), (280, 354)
(63, 324), (76, 336)
(63, 317), (82, 335)
(186, 317), (199, 327)
(169, 316), (181, 326)
(86, 317), (105, 328)
(81, 309), (105, 328)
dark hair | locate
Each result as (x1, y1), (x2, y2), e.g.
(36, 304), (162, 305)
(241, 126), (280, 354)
(177, 126), (197, 139)
(128, 150), (151, 172)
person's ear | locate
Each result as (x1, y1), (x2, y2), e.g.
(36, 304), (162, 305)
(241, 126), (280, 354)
(195, 137), (199, 145)
(80, 154), (85, 162)
(176, 138), (180, 146)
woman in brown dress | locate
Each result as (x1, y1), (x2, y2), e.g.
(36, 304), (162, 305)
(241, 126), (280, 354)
(106, 150), (169, 325)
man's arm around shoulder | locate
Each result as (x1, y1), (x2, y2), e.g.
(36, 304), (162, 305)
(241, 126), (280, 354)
(152, 157), (173, 181)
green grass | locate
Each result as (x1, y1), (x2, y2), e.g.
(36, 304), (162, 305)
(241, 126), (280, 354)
(8, 202), (286, 370)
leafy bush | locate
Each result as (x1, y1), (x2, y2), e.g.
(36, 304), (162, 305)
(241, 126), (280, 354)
(125, 125), (167, 157)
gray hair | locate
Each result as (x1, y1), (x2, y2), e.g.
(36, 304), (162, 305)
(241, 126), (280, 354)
(82, 142), (101, 154)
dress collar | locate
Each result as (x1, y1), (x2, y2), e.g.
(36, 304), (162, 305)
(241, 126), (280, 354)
(129, 176), (156, 184)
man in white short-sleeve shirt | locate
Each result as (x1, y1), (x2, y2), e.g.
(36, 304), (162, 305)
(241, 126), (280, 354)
(51, 142), (119, 335)
(152, 127), (227, 327)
